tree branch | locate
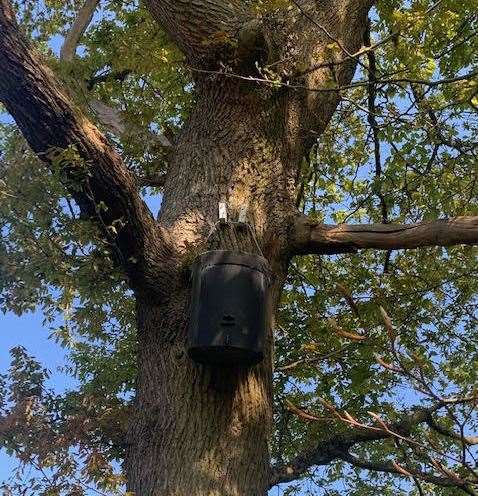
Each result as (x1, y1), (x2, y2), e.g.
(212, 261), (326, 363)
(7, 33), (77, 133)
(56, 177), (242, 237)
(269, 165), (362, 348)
(339, 452), (476, 493)
(0, 1), (176, 296)
(290, 215), (478, 255)
(135, 173), (167, 189)
(87, 68), (132, 90)
(143, 0), (254, 62)
(425, 416), (478, 446)
(60, 5), (174, 151)
(270, 399), (476, 488)
(88, 100), (173, 149)
(270, 406), (432, 486)
(60, 0), (99, 62)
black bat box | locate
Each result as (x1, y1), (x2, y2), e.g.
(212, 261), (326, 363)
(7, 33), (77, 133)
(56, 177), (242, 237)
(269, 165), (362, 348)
(188, 250), (270, 367)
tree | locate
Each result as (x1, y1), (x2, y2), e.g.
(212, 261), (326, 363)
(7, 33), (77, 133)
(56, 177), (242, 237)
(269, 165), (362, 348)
(0, 0), (477, 494)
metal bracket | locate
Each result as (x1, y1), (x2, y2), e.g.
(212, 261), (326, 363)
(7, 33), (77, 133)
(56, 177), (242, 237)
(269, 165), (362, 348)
(218, 202), (228, 224)
(238, 205), (248, 224)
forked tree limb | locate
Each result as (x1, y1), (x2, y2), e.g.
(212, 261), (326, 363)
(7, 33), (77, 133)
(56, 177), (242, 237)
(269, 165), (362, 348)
(143, 0), (374, 170)
(142, 0), (373, 68)
(0, 0), (175, 296)
(270, 406), (431, 486)
(290, 215), (478, 255)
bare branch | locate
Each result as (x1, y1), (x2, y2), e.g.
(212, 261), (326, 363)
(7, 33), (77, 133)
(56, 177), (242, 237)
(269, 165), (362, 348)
(188, 66), (478, 94)
(297, 30), (398, 76)
(285, 400), (328, 423)
(0, 0), (176, 296)
(60, 0), (99, 62)
(290, 0), (367, 70)
(290, 215), (478, 256)
(89, 100), (173, 148)
(295, 0), (442, 78)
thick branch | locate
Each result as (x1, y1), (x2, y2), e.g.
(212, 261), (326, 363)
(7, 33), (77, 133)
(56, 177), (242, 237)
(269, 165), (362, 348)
(0, 1), (175, 296)
(135, 173), (167, 189)
(290, 215), (478, 255)
(60, 0), (99, 61)
(144, 0), (253, 62)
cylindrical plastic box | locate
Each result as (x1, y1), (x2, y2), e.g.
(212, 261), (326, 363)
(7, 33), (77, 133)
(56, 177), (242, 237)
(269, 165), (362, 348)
(188, 250), (270, 367)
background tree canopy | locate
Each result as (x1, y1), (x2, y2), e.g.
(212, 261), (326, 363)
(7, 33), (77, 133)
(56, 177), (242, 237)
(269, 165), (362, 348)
(0, 0), (477, 494)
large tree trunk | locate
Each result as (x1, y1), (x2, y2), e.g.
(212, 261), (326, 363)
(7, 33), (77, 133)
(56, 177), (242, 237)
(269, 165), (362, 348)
(128, 298), (274, 496)
(125, 79), (295, 496)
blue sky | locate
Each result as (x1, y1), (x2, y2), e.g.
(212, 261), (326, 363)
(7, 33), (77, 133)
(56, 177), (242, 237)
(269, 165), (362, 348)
(0, 312), (77, 480)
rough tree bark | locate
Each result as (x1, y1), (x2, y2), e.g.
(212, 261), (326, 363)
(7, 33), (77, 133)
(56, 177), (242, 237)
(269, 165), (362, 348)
(0, 0), (477, 495)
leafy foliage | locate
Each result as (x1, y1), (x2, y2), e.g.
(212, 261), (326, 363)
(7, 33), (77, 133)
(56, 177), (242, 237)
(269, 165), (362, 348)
(0, 0), (477, 494)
